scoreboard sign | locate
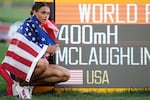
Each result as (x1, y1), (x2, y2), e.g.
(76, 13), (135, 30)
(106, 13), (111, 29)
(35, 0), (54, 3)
(55, 0), (150, 88)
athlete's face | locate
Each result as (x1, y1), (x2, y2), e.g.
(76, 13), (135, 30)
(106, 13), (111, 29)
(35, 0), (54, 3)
(34, 6), (50, 24)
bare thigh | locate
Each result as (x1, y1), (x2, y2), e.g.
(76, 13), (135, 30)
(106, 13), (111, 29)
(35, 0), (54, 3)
(30, 59), (70, 82)
(49, 64), (70, 76)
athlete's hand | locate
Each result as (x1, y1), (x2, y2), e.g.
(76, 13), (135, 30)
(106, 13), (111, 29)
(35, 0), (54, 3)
(46, 44), (59, 54)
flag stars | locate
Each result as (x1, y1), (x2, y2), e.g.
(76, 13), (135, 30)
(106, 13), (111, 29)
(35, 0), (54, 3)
(36, 21), (38, 23)
(32, 24), (35, 28)
(35, 42), (38, 45)
(39, 44), (43, 47)
(35, 30), (38, 33)
(26, 23), (30, 26)
(24, 33), (27, 36)
(32, 37), (36, 41)
(41, 37), (45, 41)
(25, 27), (29, 31)
(28, 32), (32, 36)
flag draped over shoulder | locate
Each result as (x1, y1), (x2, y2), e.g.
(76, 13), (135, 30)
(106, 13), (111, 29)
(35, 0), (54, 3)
(41, 20), (59, 43)
(2, 15), (59, 82)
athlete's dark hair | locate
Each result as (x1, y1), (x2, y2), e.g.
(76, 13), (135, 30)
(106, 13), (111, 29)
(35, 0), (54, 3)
(30, 2), (50, 15)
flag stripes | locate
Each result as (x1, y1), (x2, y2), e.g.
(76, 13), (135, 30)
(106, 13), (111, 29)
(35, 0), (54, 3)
(58, 70), (83, 85)
(2, 33), (47, 82)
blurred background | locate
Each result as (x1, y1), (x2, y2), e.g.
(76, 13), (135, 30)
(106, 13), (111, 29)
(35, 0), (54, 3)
(0, 0), (33, 63)
(0, 0), (32, 42)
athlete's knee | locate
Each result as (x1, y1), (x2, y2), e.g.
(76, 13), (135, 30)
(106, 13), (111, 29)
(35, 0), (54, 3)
(66, 70), (70, 79)
(62, 70), (70, 82)
(37, 59), (49, 68)
(54, 70), (69, 82)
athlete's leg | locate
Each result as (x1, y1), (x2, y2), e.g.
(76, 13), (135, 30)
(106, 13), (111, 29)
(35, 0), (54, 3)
(19, 58), (70, 86)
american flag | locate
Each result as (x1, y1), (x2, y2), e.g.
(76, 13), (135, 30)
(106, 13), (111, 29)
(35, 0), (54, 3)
(57, 70), (83, 85)
(2, 15), (58, 82)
